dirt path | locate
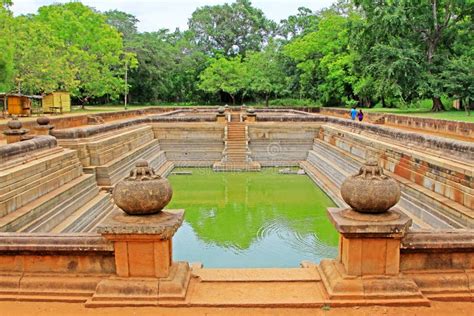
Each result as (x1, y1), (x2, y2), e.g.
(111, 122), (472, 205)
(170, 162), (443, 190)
(0, 301), (471, 316)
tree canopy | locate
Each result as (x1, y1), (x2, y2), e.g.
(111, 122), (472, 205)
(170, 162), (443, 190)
(1, 0), (472, 110)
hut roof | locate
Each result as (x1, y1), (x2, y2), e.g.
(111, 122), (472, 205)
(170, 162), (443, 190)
(0, 93), (43, 99)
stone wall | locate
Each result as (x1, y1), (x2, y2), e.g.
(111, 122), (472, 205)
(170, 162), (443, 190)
(400, 230), (474, 300)
(248, 122), (320, 166)
(0, 233), (114, 301)
(152, 123), (225, 167)
(0, 136), (57, 165)
(317, 125), (473, 227)
(0, 107), (174, 140)
(319, 107), (474, 139)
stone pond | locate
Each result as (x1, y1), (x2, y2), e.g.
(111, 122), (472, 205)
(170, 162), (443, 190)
(0, 107), (472, 308)
(168, 167), (338, 267)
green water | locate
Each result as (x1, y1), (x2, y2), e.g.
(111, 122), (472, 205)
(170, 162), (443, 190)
(168, 168), (339, 268)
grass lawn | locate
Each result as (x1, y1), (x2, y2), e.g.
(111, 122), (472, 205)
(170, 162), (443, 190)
(364, 108), (474, 123)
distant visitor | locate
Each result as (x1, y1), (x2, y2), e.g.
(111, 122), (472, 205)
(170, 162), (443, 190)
(350, 107), (357, 120)
(358, 109), (364, 122)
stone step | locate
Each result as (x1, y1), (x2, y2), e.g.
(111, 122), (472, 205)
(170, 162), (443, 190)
(0, 174), (96, 232)
(310, 139), (468, 229)
(19, 181), (100, 233)
(0, 163), (83, 218)
(316, 137), (473, 226)
(213, 161), (261, 172)
(0, 147), (65, 172)
(87, 127), (155, 166)
(0, 158), (82, 203)
(94, 139), (165, 186)
(0, 149), (79, 190)
(54, 191), (114, 233)
(300, 161), (346, 207)
(304, 153), (429, 229)
(155, 161), (175, 178)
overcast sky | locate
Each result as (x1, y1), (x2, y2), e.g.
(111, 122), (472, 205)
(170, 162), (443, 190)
(11, 0), (335, 32)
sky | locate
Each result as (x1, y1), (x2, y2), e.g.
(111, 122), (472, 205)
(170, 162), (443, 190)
(11, 0), (335, 32)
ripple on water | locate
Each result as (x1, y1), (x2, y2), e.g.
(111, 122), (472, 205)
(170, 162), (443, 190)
(256, 217), (338, 260)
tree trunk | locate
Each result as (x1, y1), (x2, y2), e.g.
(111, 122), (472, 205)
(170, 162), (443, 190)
(431, 96), (445, 112)
(265, 94), (269, 107)
(365, 98), (372, 108)
(462, 98), (470, 116)
(230, 94), (235, 105)
(381, 96), (386, 108)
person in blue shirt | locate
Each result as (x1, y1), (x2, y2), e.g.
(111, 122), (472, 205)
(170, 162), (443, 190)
(350, 107), (357, 120)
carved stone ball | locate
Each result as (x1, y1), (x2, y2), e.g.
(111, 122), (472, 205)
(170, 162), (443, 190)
(37, 116), (51, 126)
(341, 159), (400, 213)
(7, 116), (22, 130)
(113, 159), (173, 215)
(217, 106), (225, 114)
(247, 107), (255, 114)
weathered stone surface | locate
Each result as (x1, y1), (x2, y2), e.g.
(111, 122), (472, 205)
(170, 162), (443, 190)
(3, 116), (29, 143)
(319, 107), (474, 139)
(317, 260), (428, 305)
(314, 125), (473, 227)
(153, 122), (225, 167)
(327, 207), (412, 237)
(6, 116), (22, 130)
(0, 136), (57, 163)
(97, 208), (184, 237)
(112, 160), (172, 215)
(36, 116), (51, 126)
(341, 159), (401, 213)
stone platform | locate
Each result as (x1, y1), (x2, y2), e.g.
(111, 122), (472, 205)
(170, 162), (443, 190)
(212, 161), (261, 172)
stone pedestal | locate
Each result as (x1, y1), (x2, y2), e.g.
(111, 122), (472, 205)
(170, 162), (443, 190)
(4, 131), (26, 143)
(86, 208), (191, 307)
(3, 117), (29, 144)
(33, 125), (54, 136)
(216, 113), (226, 123)
(318, 208), (429, 306)
(34, 117), (54, 135)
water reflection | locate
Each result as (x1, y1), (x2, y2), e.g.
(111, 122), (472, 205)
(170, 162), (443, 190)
(168, 168), (339, 268)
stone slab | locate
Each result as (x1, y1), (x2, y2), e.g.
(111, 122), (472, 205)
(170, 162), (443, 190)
(327, 208), (412, 238)
(97, 208), (184, 238)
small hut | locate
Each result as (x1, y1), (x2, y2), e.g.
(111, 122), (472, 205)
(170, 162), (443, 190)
(42, 91), (71, 113)
(0, 93), (42, 117)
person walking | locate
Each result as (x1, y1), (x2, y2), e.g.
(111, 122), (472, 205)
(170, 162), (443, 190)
(357, 109), (364, 122)
(350, 107), (357, 120)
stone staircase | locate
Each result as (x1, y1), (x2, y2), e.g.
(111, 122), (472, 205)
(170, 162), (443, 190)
(213, 113), (260, 171)
(302, 139), (468, 229)
(58, 125), (173, 187)
(0, 148), (114, 233)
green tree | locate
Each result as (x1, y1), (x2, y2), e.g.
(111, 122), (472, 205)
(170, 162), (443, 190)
(199, 56), (247, 104)
(278, 7), (318, 40)
(188, 0), (275, 56)
(35, 2), (126, 103)
(103, 10), (139, 43)
(284, 11), (359, 105)
(354, 0), (474, 111)
(0, 0), (14, 91)
(12, 16), (76, 94)
(245, 43), (287, 106)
